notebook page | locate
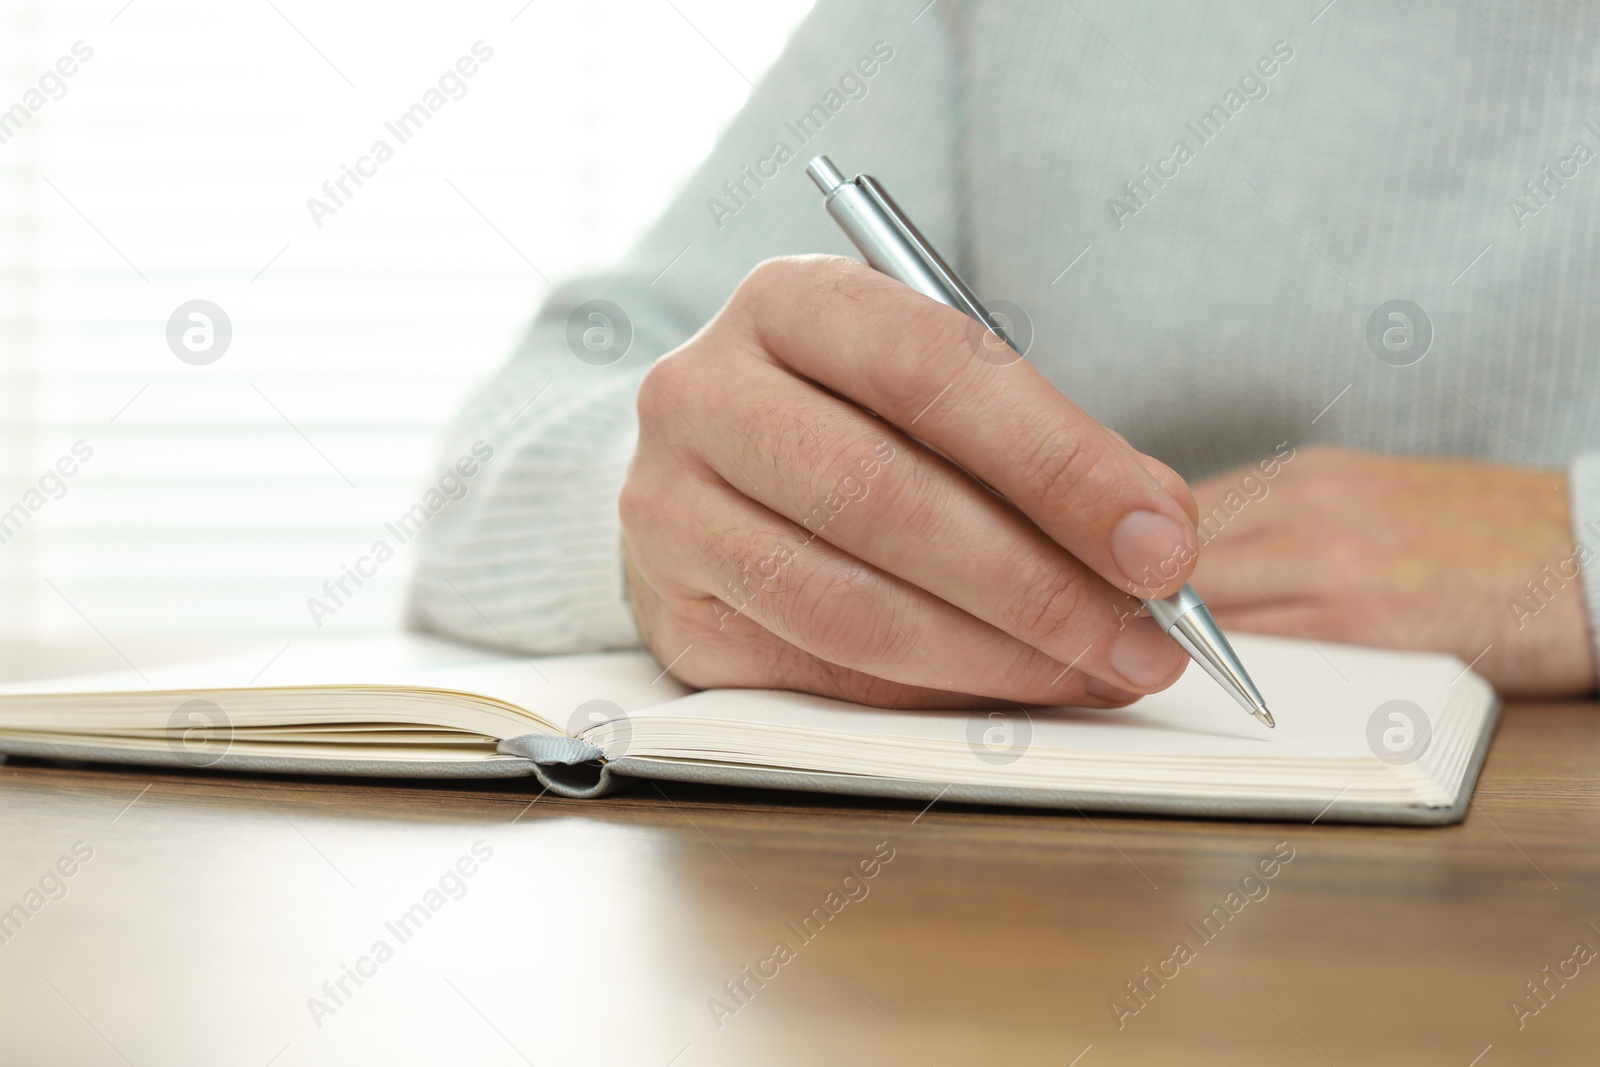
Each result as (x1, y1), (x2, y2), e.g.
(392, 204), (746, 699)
(0, 635), (684, 736)
(617, 634), (1482, 762)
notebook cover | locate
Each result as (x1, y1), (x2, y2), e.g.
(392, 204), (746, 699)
(0, 692), (1499, 825)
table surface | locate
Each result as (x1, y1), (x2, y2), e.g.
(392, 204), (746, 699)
(1, 640), (1597, 1066)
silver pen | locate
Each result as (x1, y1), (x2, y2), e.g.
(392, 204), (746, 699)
(806, 155), (1274, 729)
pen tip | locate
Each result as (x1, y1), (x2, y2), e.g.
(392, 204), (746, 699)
(1254, 705), (1276, 729)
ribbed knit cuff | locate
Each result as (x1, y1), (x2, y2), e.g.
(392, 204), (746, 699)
(1568, 452), (1600, 689)
(549, 451), (642, 651)
(406, 364), (646, 656)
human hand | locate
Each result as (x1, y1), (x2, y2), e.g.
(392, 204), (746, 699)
(620, 255), (1203, 709)
(1188, 446), (1597, 697)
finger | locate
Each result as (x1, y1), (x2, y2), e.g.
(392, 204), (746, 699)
(627, 525), (1007, 708)
(659, 601), (1034, 711)
(672, 353), (1187, 694)
(1138, 452), (1199, 526)
(738, 256), (1200, 599)
(1112, 429), (1199, 527)
(635, 473), (1142, 707)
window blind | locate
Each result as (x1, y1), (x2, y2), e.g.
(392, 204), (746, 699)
(0, 0), (813, 639)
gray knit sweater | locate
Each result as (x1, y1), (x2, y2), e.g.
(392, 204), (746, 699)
(407, 0), (1600, 672)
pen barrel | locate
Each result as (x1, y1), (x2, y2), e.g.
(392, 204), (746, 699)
(821, 182), (960, 300)
(1157, 590), (1271, 717)
(808, 159), (1014, 352)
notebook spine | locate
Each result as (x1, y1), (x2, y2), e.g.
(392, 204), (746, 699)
(497, 734), (620, 798)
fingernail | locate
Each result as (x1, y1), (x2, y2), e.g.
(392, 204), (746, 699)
(1085, 677), (1141, 704)
(1109, 616), (1184, 689)
(1110, 509), (1191, 593)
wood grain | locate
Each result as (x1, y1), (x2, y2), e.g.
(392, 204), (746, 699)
(0, 646), (1596, 1065)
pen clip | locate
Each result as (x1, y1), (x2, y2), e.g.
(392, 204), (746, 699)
(853, 175), (1015, 352)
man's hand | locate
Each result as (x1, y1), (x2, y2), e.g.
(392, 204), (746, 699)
(1189, 446), (1598, 697)
(620, 255), (1204, 709)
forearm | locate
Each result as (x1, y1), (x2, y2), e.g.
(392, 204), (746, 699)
(1568, 452), (1600, 690)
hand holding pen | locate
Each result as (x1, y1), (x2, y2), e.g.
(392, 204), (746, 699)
(620, 162), (1240, 716)
(806, 156), (1271, 725)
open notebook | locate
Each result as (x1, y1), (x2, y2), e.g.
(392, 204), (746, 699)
(0, 632), (1498, 825)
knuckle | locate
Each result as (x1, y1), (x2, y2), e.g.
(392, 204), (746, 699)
(636, 352), (692, 427)
(856, 309), (974, 417)
(740, 254), (798, 295)
(637, 342), (745, 442)
(1012, 571), (1094, 650)
(785, 567), (901, 668)
(1014, 424), (1102, 514)
(798, 252), (878, 300)
(863, 451), (954, 541)
(616, 471), (665, 536)
(741, 253), (978, 423)
(997, 640), (1075, 700)
(768, 424), (909, 540)
(749, 394), (847, 476)
(727, 260), (780, 322)
(651, 591), (770, 690)
(618, 446), (701, 542)
(734, 254), (843, 320)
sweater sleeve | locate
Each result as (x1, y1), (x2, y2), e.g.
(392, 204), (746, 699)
(406, 0), (962, 654)
(1570, 453), (1600, 687)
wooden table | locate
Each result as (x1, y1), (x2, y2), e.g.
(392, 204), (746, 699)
(1, 644), (1597, 1066)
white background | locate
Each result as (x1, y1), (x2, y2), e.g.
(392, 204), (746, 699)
(0, 0), (815, 641)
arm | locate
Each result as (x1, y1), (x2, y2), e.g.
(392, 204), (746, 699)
(1571, 452), (1600, 681)
(1188, 447), (1599, 698)
(410, 4), (1207, 710)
